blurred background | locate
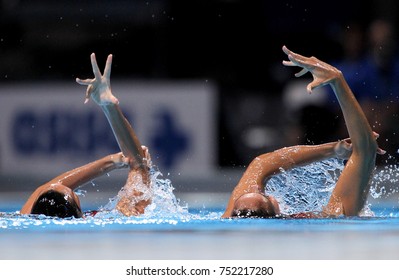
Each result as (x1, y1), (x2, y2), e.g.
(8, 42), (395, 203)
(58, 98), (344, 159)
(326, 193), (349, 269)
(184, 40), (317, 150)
(1, 0), (399, 206)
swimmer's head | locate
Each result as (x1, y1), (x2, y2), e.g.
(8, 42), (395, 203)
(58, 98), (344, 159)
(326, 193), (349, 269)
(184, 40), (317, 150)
(232, 193), (280, 218)
(31, 189), (83, 218)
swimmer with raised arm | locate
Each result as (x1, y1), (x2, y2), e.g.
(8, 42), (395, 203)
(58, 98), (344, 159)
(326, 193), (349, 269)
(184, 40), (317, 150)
(21, 54), (152, 218)
(222, 46), (385, 218)
(76, 53), (152, 216)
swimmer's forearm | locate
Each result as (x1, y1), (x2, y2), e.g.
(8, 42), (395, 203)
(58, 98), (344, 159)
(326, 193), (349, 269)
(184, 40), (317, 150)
(260, 142), (337, 172)
(47, 154), (124, 190)
(236, 141), (338, 193)
(330, 76), (377, 154)
(101, 103), (146, 170)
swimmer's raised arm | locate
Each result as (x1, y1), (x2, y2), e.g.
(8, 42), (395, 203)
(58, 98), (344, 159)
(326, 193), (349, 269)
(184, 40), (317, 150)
(76, 53), (147, 171)
(222, 46), (384, 219)
(77, 53), (151, 216)
(283, 46), (380, 215)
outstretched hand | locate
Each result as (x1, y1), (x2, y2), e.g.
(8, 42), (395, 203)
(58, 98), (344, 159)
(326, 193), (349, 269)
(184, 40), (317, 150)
(76, 53), (119, 105)
(110, 152), (130, 169)
(334, 132), (386, 159)
(334, 138), (352, 159)
(282, 45), (342, 93)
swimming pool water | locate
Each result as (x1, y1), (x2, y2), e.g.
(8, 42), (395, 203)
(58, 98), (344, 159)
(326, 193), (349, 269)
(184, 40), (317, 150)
(2, 160), (399, 259)
(1, 205), (399, 260)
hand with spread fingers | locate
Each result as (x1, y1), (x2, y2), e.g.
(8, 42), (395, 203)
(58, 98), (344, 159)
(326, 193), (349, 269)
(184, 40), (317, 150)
(76, 53), (119, 105)
(282, 45), (342, 93)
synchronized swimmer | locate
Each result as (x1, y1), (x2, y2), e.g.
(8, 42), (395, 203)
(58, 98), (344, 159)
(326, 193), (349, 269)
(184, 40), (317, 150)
(19, 46), (385, 219)
(21, 53), (152, 218)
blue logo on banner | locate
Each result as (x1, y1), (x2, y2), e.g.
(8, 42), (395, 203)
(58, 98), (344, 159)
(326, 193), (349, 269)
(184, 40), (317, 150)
(12, 109), (119, 155)
(11, 107), (190, 169)
(150, 109), (189, 168)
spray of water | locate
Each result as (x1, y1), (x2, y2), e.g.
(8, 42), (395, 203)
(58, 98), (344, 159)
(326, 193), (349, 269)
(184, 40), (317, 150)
(266, 158), (343, 215)
(96, 166), (191, 219)
(2, 158), (399, 229)
(370, 164), (399, 200)
(266, 157), (399, 216)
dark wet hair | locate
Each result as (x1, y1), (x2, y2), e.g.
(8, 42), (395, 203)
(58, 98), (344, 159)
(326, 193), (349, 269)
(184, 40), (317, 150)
(31, 190), (83, 218)
(231, 208), (274, 219)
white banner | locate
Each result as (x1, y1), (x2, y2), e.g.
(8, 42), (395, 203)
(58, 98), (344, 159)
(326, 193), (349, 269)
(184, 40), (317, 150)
(0, 81), (217, 177)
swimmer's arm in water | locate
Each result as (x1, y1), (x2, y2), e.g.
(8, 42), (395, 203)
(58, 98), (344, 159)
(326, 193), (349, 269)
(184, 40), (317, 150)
(222, 140), (352, 218)
(20, 152), (128, 214)
(76, 53), (148, 172)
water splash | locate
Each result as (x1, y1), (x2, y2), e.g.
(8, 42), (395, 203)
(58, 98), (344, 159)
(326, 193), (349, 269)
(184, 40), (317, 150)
(370, 164), (399, 199)
(2, 159), (399, 229)
(267, 158), (399, 216)
(266, 158), (343, 215)
(96, 166), (191, 219)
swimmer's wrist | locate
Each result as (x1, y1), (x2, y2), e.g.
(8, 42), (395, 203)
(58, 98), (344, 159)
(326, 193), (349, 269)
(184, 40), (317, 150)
(130, 162), (150, 172)
(109, 153), (129, 169)
(330, 71), (347, 89)
(321, 141), (338, 158)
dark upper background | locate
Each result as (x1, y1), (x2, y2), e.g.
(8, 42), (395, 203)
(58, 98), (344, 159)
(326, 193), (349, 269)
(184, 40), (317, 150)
(1, 0), (398, 167)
